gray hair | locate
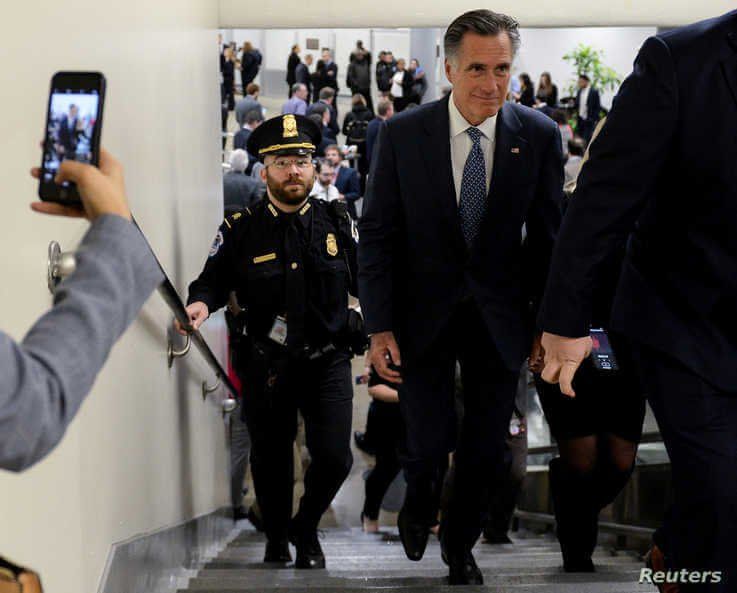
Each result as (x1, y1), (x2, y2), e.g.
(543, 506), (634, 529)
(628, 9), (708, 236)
(444, 9), (521, 65)
(229, 149), (249, 173)
(291, 82), (306, 94)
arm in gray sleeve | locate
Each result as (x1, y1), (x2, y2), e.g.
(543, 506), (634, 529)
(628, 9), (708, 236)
(0, 214), (163, 472)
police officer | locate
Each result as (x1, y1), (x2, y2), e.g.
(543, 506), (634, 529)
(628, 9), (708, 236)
(176, 114), (359, 569)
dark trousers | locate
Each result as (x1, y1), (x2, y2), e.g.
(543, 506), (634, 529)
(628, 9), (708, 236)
(485, 432), (527, 538)
(577, 117), (597, 146)
(399, 302), (519, 550)
(363, 401), (403, 519)
(240, 349), (353, 541)
(632, 344), (737, 592)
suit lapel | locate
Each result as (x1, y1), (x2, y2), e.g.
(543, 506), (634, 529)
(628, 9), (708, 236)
(488, 104), (525, 203)
(722, 30), (737, 108)
(421, 95), (464, 248)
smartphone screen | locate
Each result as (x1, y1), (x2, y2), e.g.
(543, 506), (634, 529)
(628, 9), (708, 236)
(589, 327), (619, 372)
(40, 72), (105, 203)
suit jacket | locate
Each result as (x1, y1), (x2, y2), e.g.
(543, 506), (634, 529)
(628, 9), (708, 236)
(365, 117), (383, 167)
(235, 95), (262, 127)
(335, 166), (361, 203)
(294, 62), (312, 99)
(575, 86), (601, 123)
(540, 10), (737, 390)
(358, 94), (563, 369)
(57, 116), (78, 153)
(324, 60), (339, 92)
(0, 215), (162, 471)
(308, 100), (339, 138)
(223, 171), (265, 212)
(286, 51), (300, 85)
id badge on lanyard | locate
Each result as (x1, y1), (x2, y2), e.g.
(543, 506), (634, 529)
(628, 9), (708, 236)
(268, 315), (288, 345)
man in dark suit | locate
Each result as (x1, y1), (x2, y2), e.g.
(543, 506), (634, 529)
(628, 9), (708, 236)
(321, 49), (339, 119)
(358, 10), (562, 585)
(223, 149), (265, 214)
(233, 109), (264, 174)
(308, 88), (340, 139)
(56, 104), (80, 158)
(295, 54), (313, 104)
(324, 144), (361, 219)
(286, 44), (300, 97)
(540, 11), (737, 592)
(574, 74), (601, 146)
(365, 98), (394, 169)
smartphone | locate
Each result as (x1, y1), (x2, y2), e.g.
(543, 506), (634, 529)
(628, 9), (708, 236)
(589, 327), (619, 372)
(39, 71), (106, 205)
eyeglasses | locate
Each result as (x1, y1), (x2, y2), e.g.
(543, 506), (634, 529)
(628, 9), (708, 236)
(267, 158), (314, 170)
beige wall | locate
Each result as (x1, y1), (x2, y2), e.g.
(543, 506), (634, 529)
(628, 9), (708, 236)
(219, 0), (733, 28)
(0, 2), (229, 592)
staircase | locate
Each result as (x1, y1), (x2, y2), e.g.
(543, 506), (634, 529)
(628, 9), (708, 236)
(180, 525), (656, 592)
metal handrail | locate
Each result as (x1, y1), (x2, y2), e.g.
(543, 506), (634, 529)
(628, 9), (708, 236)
(527, 431), (663, 456)
(132, 217), (239, 399)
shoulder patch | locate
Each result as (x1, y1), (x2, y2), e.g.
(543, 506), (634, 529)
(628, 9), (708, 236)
(209, 230), (224, 257)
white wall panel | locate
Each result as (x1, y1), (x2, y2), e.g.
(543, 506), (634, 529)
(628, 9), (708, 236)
(219, 0), (733, 28)
(0, 2), (228, 592)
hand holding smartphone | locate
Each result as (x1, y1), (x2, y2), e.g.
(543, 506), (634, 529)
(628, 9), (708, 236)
(39, 71), (106, 206)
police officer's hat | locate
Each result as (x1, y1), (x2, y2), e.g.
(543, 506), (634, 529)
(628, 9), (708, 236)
(246, 114), (322, 162)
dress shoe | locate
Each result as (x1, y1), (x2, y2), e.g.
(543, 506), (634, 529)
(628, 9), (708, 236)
(447, 550), (484, 585)
(354, 431), (375, 455)
(483, 532), (513, 544)
(562, 555), (595, 573)
(263, 538), (292, 563)
(397, 507), (429, 561)
(288, 523), (326, 569)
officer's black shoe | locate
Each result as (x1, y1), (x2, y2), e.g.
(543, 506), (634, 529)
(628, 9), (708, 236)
(263, 538), (292, 563)
(288, 524), (326, 569)
(397, 506), (429, 561)
(447, 550), (484, 586)
(353, 431), (375, 455)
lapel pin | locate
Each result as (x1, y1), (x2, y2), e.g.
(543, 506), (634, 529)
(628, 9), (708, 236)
(511, 147), (520, 154)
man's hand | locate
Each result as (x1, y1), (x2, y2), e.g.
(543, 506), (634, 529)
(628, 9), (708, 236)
(368, 331), (402, 384)
(174, 302), (209, 336)
(30, 148), (131, 221)
(540, 332), (592, 397)
(528, 333), (544, 374)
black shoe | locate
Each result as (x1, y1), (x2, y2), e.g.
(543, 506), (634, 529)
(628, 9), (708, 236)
(354, 431), (375, 455)
(246, 507), (265, 532)
(562, 556), (595, 573)
(483, 532), (513, 544)
(447, 550), (484, 585)
(232, 505), (249, 522)
(397, 506), (429, 561)
(288, 523), (326, 569)
(264, 538), (292, 563)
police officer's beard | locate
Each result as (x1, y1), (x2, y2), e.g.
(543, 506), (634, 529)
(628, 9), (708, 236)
(265, 170), (315, 206)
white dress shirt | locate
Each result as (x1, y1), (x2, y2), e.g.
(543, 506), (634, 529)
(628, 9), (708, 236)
(310, 181), (340, 202)
(579, 86), (590, 119)
(448, 92), (496, 204)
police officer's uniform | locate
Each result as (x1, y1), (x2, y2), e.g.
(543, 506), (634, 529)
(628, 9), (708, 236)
(187, 115), (359, 568)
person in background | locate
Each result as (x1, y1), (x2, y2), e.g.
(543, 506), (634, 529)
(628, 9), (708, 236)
(563, 136), (586, 189)
(516, 73), (535, 107)
(409, 59), (428, 103)
(222, 46), (237, 111)
(324, 144), (361, 218)
(1, 149), (162, 472)
(376, 51), (397, 98)
(308, 87), (340, 140)
(347, 43), (373, 114)
(223, 149), (266, 215)
(342, 94), (374, 190)
(320, 49), (340, 118)
(240, 41), (262, 90)
(282, 84), (309, 116)
(294, 54), (314, 105)
(574, 74), (601, 145)
(233, 109), (264, 175)
(286, 44), (301, 97)
(550, 109), (574, 159)
(235, 83), (264, 129)
(535, 72), (558, 108)
(307, 112), (334, 157)
(390, 59), (416, 112)
(365, 98), (394, 169)
(309, 159), (340, 202)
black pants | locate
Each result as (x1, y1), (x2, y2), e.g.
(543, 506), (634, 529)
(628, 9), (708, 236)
(240, 349), (353, 541)
(363, 401), (403, 520)
(399, 302), (518, 550)
(633, 343), (737, 592)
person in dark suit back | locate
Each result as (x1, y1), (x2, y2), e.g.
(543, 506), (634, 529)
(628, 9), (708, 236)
(539, 11), (737, 591)
(358, 9), (562, 585)
(365, 98), (394, 169)
(223, 149), (266, 214)
(294, 54), (313, 104)
(574, 74), (601, 145)
(308, 87), (340, 139)
(286, 44), (300, 97)
(233, 109), (264, 175)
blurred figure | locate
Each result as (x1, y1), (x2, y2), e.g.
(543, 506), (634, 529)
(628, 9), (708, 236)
(240, 41), (262, 90)
(286, 44), (300, 97)
(233, 109), (265, 173)
(535, 72), (558, 108)
(223, 149), (266, 215)
(294, 54), (314, 105)
(376, 51), (397, 97)
(222, 46), (237, 111)
(347, 43), (373, 113)
(516, 73), (535, 107)
(342, 94), (374, 191)
(409, 59), (428, 103)
(282, 84), (309, 116)
(551, 109), (574, 159)
(365, 97), (394, 169)
(324, 144), (361, 218)
(235, 83), (263, 128)
(309, 159), (340, 202)
(390, 59), (416, 112)
(564, 136), (586, 189)
(308, 87), (339, 139)
(574, 74), (600, 145)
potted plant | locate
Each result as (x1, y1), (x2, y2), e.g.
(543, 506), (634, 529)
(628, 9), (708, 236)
(562, 44), (622, 118)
